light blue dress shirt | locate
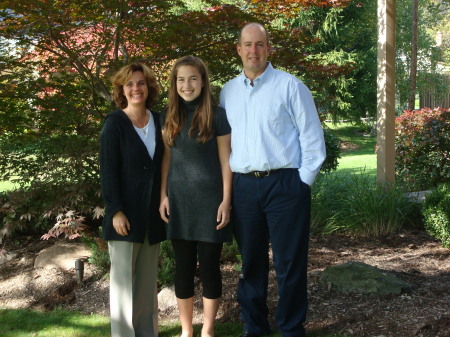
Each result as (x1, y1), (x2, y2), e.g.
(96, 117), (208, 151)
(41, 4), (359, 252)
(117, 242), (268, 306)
(219, 62), (326, 186)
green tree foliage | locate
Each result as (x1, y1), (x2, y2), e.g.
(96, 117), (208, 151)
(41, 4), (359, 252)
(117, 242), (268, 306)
(0, 0), (352, 240)
(243, 0), (356, 119)
(256, 0), (378, 121)
(0, 0), (251, 240)
(396, 0), (450, 111)
(273, 0), (450, 119)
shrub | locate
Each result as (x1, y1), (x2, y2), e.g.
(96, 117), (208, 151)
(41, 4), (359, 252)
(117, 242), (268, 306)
(0, 180), (103, 243)
(312, 173), (418, 236)
(221, 238), (239, 263)
(0, 102), (104, 242)
(41, 211), (88, 241)
(158, 240), (176, 289)
(395, 108), (450, 190)
(81, 227), (110, 276)
(423, 183), (450, 248)
(321, 127), (342, 173)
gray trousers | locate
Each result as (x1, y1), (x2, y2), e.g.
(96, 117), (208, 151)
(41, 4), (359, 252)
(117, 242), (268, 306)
(108, 237), (160, 337)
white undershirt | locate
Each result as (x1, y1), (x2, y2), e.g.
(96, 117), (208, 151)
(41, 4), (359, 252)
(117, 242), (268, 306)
(133, 111), (156, 158)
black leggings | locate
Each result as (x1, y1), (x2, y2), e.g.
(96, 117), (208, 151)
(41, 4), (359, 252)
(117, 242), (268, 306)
(171, 239), (223, 299)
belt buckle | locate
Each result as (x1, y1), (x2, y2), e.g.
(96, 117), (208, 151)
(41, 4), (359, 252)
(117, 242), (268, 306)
(255, 170), (270, 178)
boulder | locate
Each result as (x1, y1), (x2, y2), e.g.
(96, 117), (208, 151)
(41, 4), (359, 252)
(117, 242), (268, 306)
(320, 261), (412, 296)
(158, 286), (177, 311)
(34, 241), (91, 270)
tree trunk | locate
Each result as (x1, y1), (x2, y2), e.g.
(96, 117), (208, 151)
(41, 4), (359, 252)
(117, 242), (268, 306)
(408, 0), (419, 110)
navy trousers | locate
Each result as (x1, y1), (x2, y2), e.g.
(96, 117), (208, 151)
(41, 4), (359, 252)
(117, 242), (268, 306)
(232, 169), (311, 337)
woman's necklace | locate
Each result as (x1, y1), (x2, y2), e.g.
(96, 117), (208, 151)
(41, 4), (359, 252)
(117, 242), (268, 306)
(129, 110), (149, 135)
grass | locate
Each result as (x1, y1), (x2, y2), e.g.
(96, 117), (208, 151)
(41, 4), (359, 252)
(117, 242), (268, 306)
(311, 173), (418, 235)
(325, 121), (377, 176)
(0, 308), (110, 337)
(312, 123), (419, 235)
(0, 308), (345, 337)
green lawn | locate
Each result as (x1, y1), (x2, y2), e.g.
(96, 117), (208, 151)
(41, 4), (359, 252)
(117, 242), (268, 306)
(0, 308), (345, 337)
(337, 153), (376, 175)
(0, 308), (110, 337)
(325, 122), (377, 176)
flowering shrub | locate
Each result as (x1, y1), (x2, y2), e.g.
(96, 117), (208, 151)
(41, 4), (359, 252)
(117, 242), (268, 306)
(395, 108), (450, 190)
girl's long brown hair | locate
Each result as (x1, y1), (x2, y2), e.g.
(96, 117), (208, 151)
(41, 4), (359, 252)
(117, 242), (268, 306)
(163, 56), (215, 146)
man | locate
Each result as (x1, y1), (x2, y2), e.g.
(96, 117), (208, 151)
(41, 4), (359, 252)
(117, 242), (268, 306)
(220, 23), (326, 337)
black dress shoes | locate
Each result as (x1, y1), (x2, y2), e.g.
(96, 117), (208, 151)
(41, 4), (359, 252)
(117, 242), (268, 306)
(239, 332), (261, 337)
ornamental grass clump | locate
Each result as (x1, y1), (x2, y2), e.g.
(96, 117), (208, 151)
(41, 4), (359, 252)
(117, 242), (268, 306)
(312, 173), (418, 236)
(311, 173), (349, 233)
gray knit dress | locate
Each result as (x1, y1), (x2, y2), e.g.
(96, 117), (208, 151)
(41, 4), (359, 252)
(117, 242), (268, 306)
(164, 99), (232, 243)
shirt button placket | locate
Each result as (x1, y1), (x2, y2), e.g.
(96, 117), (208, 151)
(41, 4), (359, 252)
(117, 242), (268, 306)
(248, 89), (256, 166)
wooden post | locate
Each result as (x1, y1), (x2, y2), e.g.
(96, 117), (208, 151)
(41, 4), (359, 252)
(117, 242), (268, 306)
(377, 0), (396, 184)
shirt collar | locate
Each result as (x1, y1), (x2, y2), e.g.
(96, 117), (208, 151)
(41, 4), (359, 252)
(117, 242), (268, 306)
(240, 62), (274, 87)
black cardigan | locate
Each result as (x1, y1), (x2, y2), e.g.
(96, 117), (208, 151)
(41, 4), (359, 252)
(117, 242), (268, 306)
(100, 109), (166, 244)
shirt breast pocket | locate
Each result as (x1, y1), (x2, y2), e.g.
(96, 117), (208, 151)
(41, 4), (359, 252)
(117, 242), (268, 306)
(265, 103), (293, 136)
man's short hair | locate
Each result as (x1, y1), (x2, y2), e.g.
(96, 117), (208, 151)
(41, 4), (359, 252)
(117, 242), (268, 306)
(237, 22), (270, 45)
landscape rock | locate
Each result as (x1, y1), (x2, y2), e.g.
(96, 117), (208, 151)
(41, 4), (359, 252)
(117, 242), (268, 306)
(320, 261), (413, 296)
(34, 241), (91, 270)
(0, 250), (18, 266)
(158, 286), (177, 311)
(405, 190), (431, 203)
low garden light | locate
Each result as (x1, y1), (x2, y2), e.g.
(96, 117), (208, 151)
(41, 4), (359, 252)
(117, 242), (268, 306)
(75, 259), (84, 283)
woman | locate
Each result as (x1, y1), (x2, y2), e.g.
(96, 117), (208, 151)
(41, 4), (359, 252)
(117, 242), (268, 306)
(100, 63), (165, 337)
(159, 56), (232, 337)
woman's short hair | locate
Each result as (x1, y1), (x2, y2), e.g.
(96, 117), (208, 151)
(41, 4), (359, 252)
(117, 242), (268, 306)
(111, 63), (159, 109)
